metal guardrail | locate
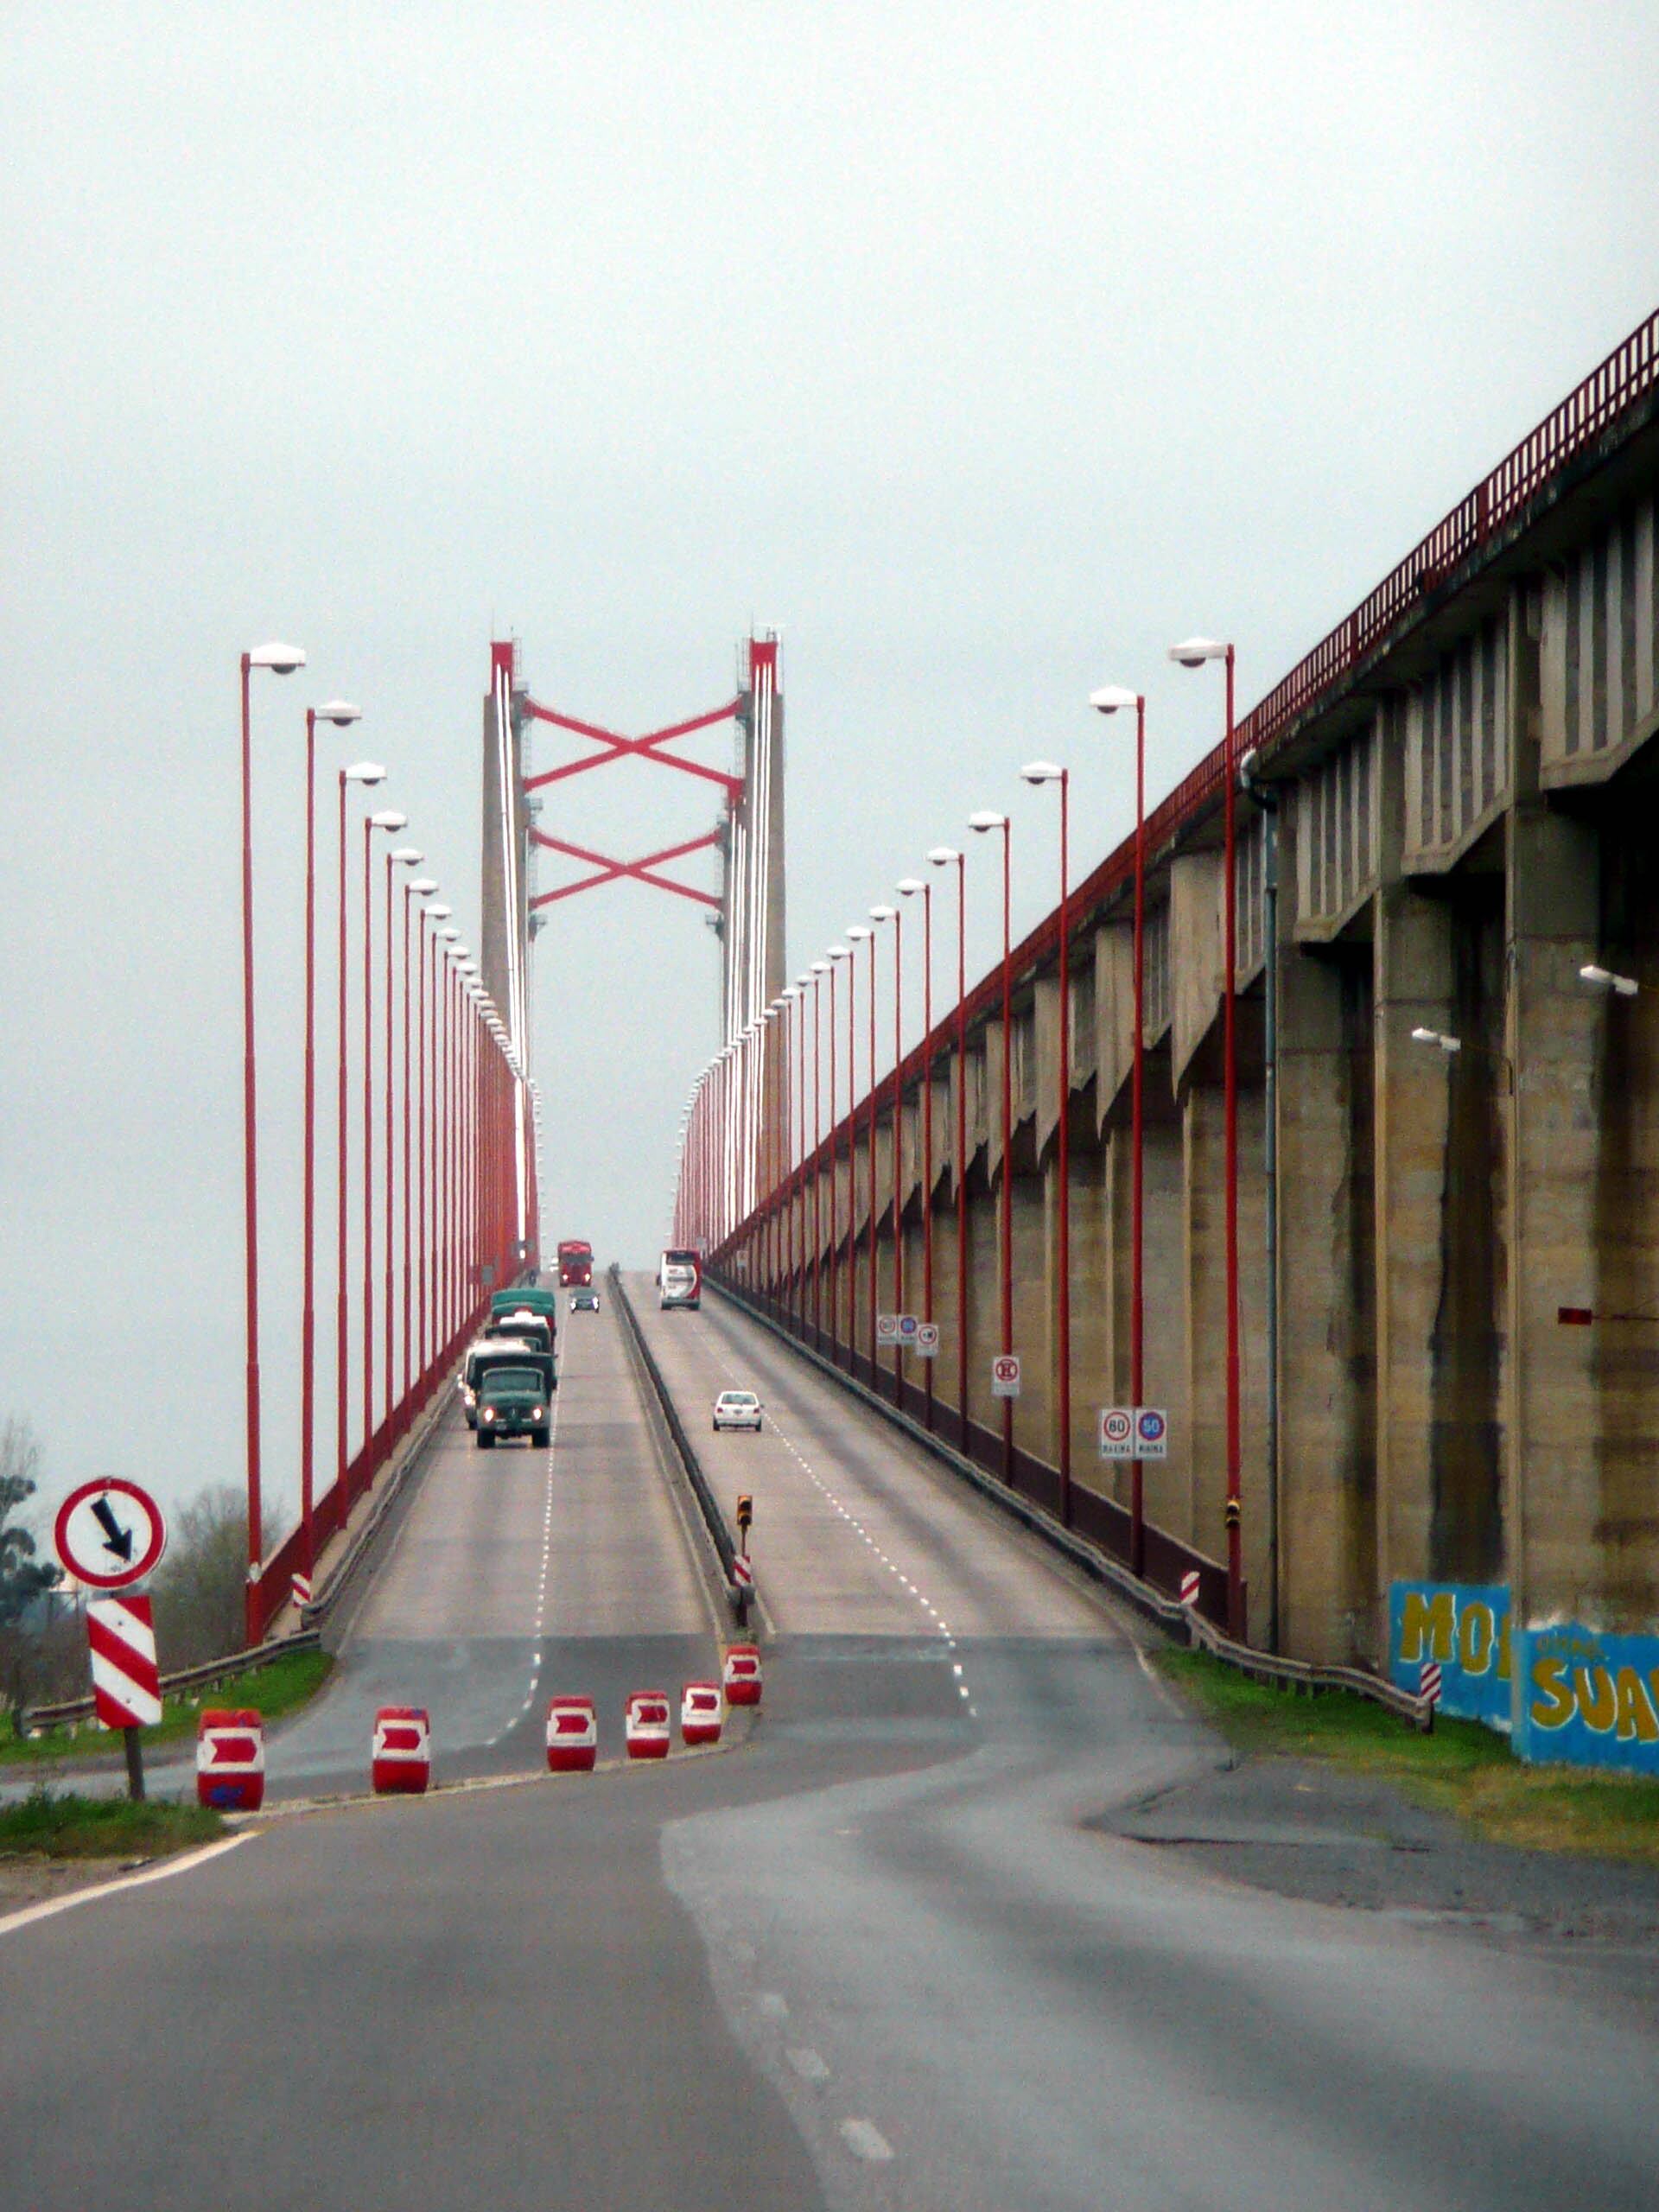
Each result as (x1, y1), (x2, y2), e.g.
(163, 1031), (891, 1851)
(609, 1266), (750, 1624)
(709, 1274), (1433, 1732)
(25, 1627), (323, 1733)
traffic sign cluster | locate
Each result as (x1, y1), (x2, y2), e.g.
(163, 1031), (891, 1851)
(1096, 1407), (1169, 1460)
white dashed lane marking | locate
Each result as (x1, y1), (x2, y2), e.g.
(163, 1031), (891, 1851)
(695, 1323), (976, 1712)
(840, 2118), (895, 2164)
(483, 1388), (563, 1748)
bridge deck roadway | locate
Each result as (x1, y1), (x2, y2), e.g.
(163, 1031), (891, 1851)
(3, 1281), (1659, 2210)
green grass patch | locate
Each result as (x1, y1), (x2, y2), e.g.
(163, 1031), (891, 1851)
(0, 1789), (226, 1861)
(1154, 1645), (1659, 1866)
(3, 1648), (334, 1768)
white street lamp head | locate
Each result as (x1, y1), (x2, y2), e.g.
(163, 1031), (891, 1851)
(1020, 760), (1065, 785)
(845, 923), (872, 941)
(869, 903), (897, 923)
(896, 877), (925, 898)
(369, 810), (408, 830)
(448, 943), (470, 959)
(1411, 1027), (1462, 1053)
(926, 846), (959, 867)
(968, 810), (1006, 832)
(438, 925), (460, 941)
(315, 699), (362, 728)
(1581, 963), (1639, 997)
(344, 760), (386, 785)
(408, 876), (438, 894)
(1090, 684), (1140, 715)
(249, 640), (306, 673)
(781, 983), (800, 999)
(829, 944), (850, 960)
(425, 902), (453, 920)
(810, 958), (830, 974)
(1168, 636), (1230, 668)
(391, 848), (424, 866)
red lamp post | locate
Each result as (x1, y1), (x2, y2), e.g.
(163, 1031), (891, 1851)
(238, 639), (306, 1643)
(809, 962), (830, 1344)
(1020, 761), (1071, 1522)
(298, 699), (362, 1595)
(361, 810), (406, 1474)
(334, 760), (388, 1525)
(845, 923), (875, 1376)
(898, 876), (934, 1427)
(828, 944), (851, 1362)
(1170, 636), (1243, 1637)
(1091, 684), (1148, 1573)
(385, 848), (423, 1423)
(402, 875), (437, 1412)
(969, 811), (1014, 1483)
(871, 902), (901, 1402)
(927, 848), (967, 1442)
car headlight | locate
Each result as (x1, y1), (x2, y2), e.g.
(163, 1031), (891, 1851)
(461, 1386), (476, 1407)
(480, 1407), (496, 1422)
(531, 1406), (544, 1421)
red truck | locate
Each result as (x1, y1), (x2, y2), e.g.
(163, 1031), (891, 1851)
(556, 1239), (594, 1288)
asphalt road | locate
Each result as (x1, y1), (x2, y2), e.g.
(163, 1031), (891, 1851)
(3, 1281), (1658, 2210)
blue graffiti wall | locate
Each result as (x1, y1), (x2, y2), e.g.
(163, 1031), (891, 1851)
(1387, 1582), (1512, 1730)
(1515, 1623), (1659, 1777)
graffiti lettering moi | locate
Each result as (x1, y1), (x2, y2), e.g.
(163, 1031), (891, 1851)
(1389, 1581), (1659, 1777)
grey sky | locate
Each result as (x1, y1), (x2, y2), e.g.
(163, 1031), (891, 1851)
(4, 2), (1657, 1529)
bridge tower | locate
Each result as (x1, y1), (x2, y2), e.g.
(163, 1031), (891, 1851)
(480, 639), (535, 1267)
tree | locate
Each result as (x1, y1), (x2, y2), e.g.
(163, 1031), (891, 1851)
(149, 1485), (271, 1669)
(0, 1418), (62, 1731)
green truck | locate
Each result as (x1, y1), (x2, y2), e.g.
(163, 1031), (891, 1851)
(474, 1356), (555, 1449)
(491, 1286), (560, 1332)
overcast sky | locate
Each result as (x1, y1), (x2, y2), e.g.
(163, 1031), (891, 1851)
(4, 2), (1657, 1533)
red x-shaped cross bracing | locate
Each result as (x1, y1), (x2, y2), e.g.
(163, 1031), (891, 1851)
(529, 829), (724, 911)
(522, 698), (743, 798)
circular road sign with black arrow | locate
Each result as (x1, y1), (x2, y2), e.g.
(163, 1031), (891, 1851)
(54, 1478), (168, 1592)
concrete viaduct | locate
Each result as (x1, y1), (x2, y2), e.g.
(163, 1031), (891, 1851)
(694, 308), (1659, 1669)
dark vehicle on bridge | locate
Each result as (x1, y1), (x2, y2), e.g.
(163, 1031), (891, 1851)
(491, 1285), (560, 1332)
(461, 1336), (556, 1427)
(491, 1309), (554, 1360)
(474, 1363), (551, 1449)
(569, 1286), (601, 1313)
(556, 1238), (594, 1287)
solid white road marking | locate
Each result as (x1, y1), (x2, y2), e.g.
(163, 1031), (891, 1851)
(840, 2118), (895, 2163)
(787, 2047), (831, 2082)
(0, 1833), (254, 1942)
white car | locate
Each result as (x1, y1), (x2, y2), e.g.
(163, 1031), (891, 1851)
(712, 1390), (763, 1433)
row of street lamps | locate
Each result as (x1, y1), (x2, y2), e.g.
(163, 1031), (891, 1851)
(238, 642), (528, 1642)
(673, 634), (1251, 1627)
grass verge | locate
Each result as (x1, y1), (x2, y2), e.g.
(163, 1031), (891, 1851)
(1, 1649), (334, 1768)
(0, 1789), (226, 1861)
(1154, 1645), (1659, 1867)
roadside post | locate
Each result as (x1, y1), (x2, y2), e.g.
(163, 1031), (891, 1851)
(734, 1492), (754, 1625)
(53, 1478), (168, 1802)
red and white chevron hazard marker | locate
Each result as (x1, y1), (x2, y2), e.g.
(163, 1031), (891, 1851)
(86, 1595), (162, 1730)
(732, 1552), (753, 1592)
(290, 1572), (313, 1610)
(1179, 1570), (1201, 1609)
(1420, 1661), (1443, 1707)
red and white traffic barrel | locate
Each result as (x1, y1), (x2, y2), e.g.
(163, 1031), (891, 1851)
(722, 1643), (763, 1707)
(546, 1695), (598, 1773)
(372, 1706), (432, 1795)
(195, 1708), (265, 1812)
(625, 1691), (671, 1760)
(680, 1681), (722, 1746)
